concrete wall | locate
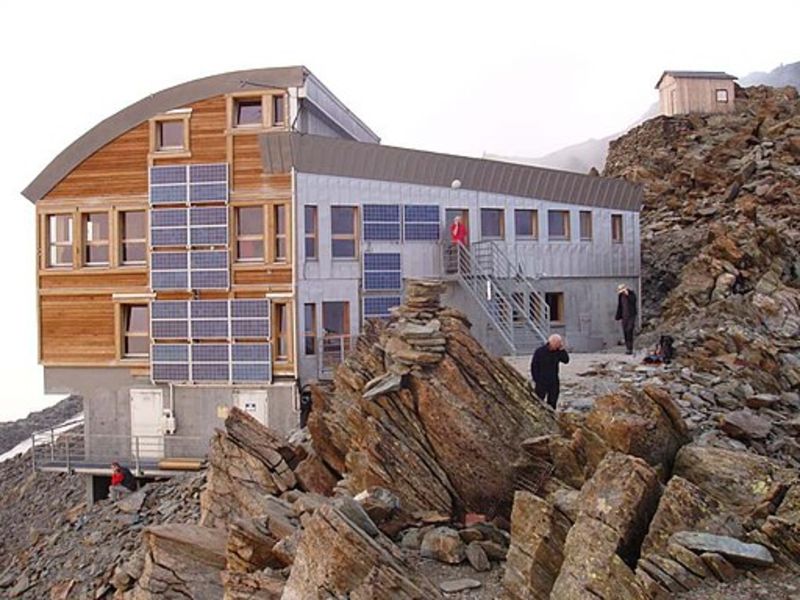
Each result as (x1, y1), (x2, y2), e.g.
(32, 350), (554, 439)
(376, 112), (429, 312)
(44, 367), (299, 463)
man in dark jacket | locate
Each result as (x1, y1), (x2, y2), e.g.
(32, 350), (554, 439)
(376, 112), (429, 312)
(530, 334), (570, 408)
(615, 283), (638, 355)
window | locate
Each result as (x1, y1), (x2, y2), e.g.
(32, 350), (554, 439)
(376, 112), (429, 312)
(611, 214), (624, 243)
(83, 212), (109, 265)
(480, 208), (504, 239)
(514, 209), (538, 239)
(547, 210), (570, 241)
(322, 301), (350, 364)
(304, 303), (317, 355)
(331, 206), (357, 258)
(123, 304), (149, 358)
(304, 206), (318, 259)
(716, 89), (729, 103)
(272, 95), (285, 126)
(236, 206), (264, 261)
(545, 292), (564, 324)
(274, 205), (287, 262)
(273, 302), (289, 361)
(234, 98), (262, 126)
(120, 211), (146, 265)
(579, 211), (593, 241)
(47, 214), (73, 267)
(150, 112), (190, 155)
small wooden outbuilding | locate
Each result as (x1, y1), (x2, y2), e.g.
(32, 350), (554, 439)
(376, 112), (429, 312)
(655, 71), (737, 116)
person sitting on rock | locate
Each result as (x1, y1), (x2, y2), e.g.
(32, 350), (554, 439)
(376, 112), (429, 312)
(530, 334), (570, 409)
(109, 462), (137, 501)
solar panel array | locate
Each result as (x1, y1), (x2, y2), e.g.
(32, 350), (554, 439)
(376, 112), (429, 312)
(404, 204), (441, 241)
(363, 204), (401, 241)
(150, 164), (228, 206)
(363, 252), (402, 292)
(151, 299), (271, 383)
(363, 296), (402, 319)
(359, 204), (441, 242)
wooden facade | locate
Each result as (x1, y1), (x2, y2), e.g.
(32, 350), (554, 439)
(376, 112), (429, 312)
(657, 73), (736, 116)
(36, 89), (296, 377)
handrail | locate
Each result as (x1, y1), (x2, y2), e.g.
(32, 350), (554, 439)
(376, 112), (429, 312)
(317, 334), (355, 379)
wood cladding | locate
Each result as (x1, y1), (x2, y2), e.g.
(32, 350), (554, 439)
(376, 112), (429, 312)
(152, 97), (227, 165)
(40, 270), (148, 291)
(233, 267), (292, 286)
(40, 294), (116, 364)
(232, 135), (292, 195)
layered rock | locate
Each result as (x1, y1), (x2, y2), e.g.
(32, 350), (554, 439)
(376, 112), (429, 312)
(309, 279), (557, 517)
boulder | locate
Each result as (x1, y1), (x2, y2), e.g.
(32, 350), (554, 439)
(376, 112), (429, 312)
(465, 542), (491, 572)
(282, 504), (442, 599)
(294, 450), (338, 496)
(701, 552), (738, 582)
(720, 409), (772, 440)
(670, 531), (774, 566)
(419, 527), (466, 564)
(221, 570), (284, 599)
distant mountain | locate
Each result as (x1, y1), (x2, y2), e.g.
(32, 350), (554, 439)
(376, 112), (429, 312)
(487, 61), (799, 174)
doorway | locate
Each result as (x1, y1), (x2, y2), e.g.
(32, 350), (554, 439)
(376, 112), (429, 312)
(130, 389), (165, 460)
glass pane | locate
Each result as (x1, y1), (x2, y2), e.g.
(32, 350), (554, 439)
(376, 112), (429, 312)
(237, 240), (264, 260)
(331, 207), (355, 235)
(85, 213), (109, 241)
(273, 95), (285, 125)
(515, 210), (533, 236)
(275, 205), (286, 233)
(548, 211), (567, 238)
(275, 304), (288, 357)
(123, 242), (146, 263)
(158, 120), (184, 149)
(332, 239), (355, 258)
(54, 245), (72, 266)
(304, 206), (317, 234)
(481, 209), (503, 238)
(322, 302), (348, 334)
(236, 99), (262, 125)
(86, 245), (109, 264)
(50, 215), (72, 243)
(127, 305), (149, 333)
(305, 237), (317, 259)
(275, 237), (287, 260)
(125, 335), (150, 357)
(580, 212), (592, 239)
(237, 207), (263, 236)
(122, 211), (146, 240)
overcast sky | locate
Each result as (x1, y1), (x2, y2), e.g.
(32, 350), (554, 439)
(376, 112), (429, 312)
(0, 0), (797, 420)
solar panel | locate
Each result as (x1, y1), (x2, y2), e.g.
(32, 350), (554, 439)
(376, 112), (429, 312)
(191, 319), (229, 339)
(232, 343), (270, 362)
(191, 344), (229, 362)
(364, 296), (402, 319)
(364, 272), (402, 290)
(190, 184), (228, 203)
(404, 205), (440, 241)
(190, 207), (228, 226)
(152, 363), (190, 382)
(231, 299), (269, 318)
(189, 164), (227, 183)
(150, 185), (188, 205)
(151, 209), (188, 227)
(151, 166), (187, 185)
(363, 204), (401, 242)
(151, 301), (188, 320)
(151, 320), (189, 339)
(190, 250), (228, 270)
(192, 363), (230, 381)
(151, 252), (188, 270)
(231, 319), (270, 338)
(190, 300), (229, 319)
(363, 252), (402, 291)
(232, 363), (271, 382)
(151, 228), (188, 247)
(190, 226), (228, 246)
(364, 252), (402, 271)
(152, 344), (189, 362)
(190, 270), (229, 290)
(151, 271), (188, 290)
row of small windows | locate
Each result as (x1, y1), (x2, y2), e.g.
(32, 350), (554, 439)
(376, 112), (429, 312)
(151, 93), (287, 154)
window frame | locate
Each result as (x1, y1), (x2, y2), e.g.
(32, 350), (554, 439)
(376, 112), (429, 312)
(514, 209), (538, 240)
(547, 210), (571, 241)
(304, 205), (318, 260)
(45, 212), (75, 269)
(273, 204), (288, 263)
(330, 205), (359, 260)
(234, 205), (266, 263)
(118, 210), (147, 266)
(304, 303), (317, 356)
(715, 89), (729, 103)
(149, 110), (191, 157)
(81, 211), (111, 267)
(611, 214), (624, 243)
(227, 91), (289, 131)
(117, 301), (150, 362)
(480, 208), (505, 240)
(272, 301), (290, 363)
(233, 97), (263, 128)
(545, 292), (565, 325)
(579, 210), (593, 241)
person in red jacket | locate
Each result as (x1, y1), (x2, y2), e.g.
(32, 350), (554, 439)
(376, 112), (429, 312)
(449, 215), (468, 246)
(109, 462), (137, 501)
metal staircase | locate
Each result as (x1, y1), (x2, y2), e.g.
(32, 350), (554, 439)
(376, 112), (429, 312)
(446, 241), (549, 355)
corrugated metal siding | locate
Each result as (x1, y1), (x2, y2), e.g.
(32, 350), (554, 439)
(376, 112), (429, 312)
(261, 133), (642, 212)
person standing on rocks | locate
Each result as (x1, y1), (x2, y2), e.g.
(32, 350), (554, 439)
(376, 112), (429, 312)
(530, 334), (570, 408)
(109, 462), (137, 501)
(615, 283), (638, 355)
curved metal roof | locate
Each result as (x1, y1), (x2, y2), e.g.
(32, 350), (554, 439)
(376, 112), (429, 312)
(22, 66), (308, 202)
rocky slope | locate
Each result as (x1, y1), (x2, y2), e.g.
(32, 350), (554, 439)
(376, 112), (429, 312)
(0, 395), (82, 455)
(604, 84), (800, 397)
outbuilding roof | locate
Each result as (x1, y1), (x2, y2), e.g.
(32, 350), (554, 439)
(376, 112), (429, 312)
(655, 70), (737, 89)
(259, 132), (642, 212)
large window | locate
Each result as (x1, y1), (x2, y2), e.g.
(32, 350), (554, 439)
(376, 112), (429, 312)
(545, 292), (565, 324)
(120, 211), (146, 265)
(480, 209), (504, 240)
(548, 210), (570, 241)
(234, 98), (262, 127)
(305, 206), (318, 260)
(331, 206), (357, 258)
(83, 212), (109, 266)
(611, 214), (624, 243)
(515, 209), (538, 239)
(274, 205), (287, 262)
(579, 211), (593, 241)
(304, 303), (317, 355)
(122, 304), (149, 358)
(47, 214), (73, 267)
(236, 206), (264, 261)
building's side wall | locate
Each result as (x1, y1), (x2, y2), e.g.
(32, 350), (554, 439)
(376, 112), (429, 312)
(301, 75), (380, 143)
(294, 173), (640, 381)
(658, 75), (679, 116)
(659, 76), (736, 116)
